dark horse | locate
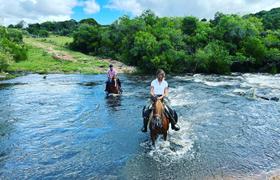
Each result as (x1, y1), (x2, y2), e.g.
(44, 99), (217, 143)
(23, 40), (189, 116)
(106, 77), (121, 95)
(149, 99), (169, 145)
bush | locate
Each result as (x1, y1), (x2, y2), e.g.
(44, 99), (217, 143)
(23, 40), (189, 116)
(7, 29), (23, 43)
(194, 41), (232, 74)
(0, 51), (12, 72)
(0, 38), (27, 62)
(0, 26), (27, 69)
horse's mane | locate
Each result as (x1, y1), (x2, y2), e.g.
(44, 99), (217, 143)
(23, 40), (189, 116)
(153, 100), (165, 117)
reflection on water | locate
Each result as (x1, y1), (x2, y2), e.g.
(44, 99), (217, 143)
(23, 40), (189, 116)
(105, 95), (122, 111)
(0, 73), (280, 179)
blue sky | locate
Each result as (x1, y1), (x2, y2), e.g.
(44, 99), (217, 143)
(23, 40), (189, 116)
(71, 0), (126, 24)
(0, 0), (279, 26)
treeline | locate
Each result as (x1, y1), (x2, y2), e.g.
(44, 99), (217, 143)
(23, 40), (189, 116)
(0, 27), (27, 72)
(69, 9), (280, 74)
(247, 7), (280, 30)
(8, 18), (100, 37)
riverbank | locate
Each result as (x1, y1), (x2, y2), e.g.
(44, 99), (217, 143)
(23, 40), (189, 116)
(6, 36), (136, 75)
(0, 72), (17, 80)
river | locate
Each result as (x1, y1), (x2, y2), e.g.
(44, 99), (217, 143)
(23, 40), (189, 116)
(0, 73), (279, 179)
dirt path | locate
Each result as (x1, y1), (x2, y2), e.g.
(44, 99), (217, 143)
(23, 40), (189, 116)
(25, 38), (136, 74)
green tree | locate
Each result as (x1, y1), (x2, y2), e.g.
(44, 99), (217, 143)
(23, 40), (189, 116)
(70, 24), (102, 54)
(194, 41), (232, 74)
(79, 18), (99, 26)
(182, 16), (198, 35)
(0, 27), (27, 71)
(241, 37), (266, 65)
(130, 31), (158, 70)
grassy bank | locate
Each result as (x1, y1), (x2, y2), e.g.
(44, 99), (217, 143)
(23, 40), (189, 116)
(0, 72), (17, 80)
(7, 36), (109, 74)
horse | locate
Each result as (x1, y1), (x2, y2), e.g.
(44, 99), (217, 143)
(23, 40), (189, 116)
(149, 98), (169, 145)
(106, 76), (121, 96)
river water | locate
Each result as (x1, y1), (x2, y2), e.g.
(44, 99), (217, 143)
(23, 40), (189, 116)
(0, 73), (279, 179)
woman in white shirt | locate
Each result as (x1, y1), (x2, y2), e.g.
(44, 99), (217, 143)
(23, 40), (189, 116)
(141, 69), (180, 132)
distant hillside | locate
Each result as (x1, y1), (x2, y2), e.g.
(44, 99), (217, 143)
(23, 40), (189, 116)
(8, 18), (100, 37)
(247, 7), (280, 30)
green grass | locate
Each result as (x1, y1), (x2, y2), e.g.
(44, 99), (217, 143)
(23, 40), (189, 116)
(8, 45), (108, 74)
(24, 36), (108, 64)
(7, 35), (109, 74)
(37, 35), (73, 47)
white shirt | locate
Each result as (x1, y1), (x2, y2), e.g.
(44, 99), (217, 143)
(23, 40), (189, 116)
(151, 79), (168, 95)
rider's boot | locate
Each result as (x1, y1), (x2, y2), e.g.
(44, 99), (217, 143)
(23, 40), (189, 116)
(141, 117), (148, 132)
(105, 82), (108, 92)
(141, 106), (151, 132)
(165, 106), (180, 131)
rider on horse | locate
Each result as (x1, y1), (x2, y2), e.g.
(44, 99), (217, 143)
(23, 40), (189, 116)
(105, 64), (122, 92)
(141, 69), (180, 132)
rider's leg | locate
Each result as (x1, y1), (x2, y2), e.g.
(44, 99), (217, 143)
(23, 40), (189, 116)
(141, 99), (153, 132)
(117, 78), (123, 92)
(163, 99), (180, 131)
(105, 80), (109, 91)
(117, 78), (121, 87)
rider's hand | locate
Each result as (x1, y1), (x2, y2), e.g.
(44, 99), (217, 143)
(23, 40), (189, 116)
(157, 96), (163, 100)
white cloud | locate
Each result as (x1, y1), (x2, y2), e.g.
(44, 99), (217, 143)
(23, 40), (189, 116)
(0, 0), (101, 26)
(0, 0), (78, 26)
(105, 0), (280, 19)
(105, 0), (143, 15)
(83, 0), (101, 14)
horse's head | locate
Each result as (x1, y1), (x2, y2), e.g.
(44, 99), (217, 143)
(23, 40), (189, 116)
(149, 97), (169, 145)
(107, 77), (120, 94)
(152, 98), (164, 118)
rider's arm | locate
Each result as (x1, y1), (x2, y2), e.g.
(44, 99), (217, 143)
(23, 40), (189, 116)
(158, 87), (168, 100)
(107, 71), (110, 79)
(150, 86), (155, 97)
(164, 87), (169, 97)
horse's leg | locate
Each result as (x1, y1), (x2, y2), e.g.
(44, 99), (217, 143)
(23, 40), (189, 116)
(151, 132), (156, 146)
(163, 118), (169, 141)
(163, 131), (167, 141)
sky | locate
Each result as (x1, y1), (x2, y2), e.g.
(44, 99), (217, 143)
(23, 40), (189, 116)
(0, 0), (279, 26)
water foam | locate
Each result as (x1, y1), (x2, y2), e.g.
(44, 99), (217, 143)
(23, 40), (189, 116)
(140, 119), (194, 165)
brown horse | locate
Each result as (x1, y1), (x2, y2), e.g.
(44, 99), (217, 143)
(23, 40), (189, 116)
(149, 99), (169, 145)
(106, 77), (121, 95)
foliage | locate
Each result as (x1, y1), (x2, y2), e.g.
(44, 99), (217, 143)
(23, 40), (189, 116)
(248, 7), (280, 30)
(68, 8), (280, 74)
(0, 27), (27, 71)
(26, 19), (78, 37)
(6, 7), (280, 74)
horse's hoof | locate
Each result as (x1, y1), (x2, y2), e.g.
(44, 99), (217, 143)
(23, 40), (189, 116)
(171, 124), (180, 131)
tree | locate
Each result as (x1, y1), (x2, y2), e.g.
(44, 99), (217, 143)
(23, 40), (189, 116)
(79, 18), (99, 26)
(194, 41), (232, 74)
(70, 24), (102, 54)
(0, 27), (27, 71)
(249, 7), (280, 30)
(242, 37), (266, 65)
(130, 31), (158, 69)
(182, 16), (198, 35)
(15, 20), (26, 29)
